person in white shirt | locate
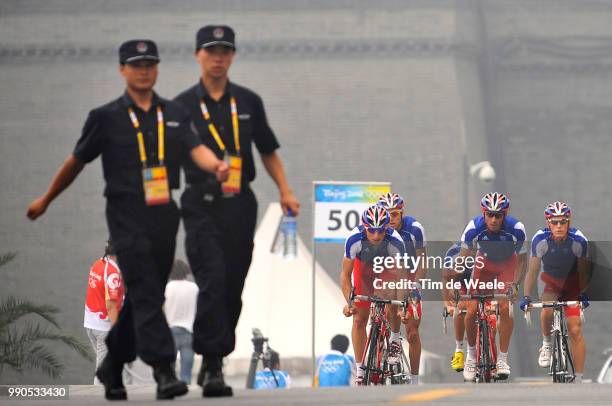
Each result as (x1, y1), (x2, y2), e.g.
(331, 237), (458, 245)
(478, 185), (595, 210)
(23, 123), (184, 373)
(164, 259), (199, 384)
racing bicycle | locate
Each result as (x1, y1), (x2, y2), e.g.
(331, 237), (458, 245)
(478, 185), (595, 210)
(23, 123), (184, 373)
(453, 290), (513, 383)
(524, 300), (584, 383)
(348, 287), (418, 385)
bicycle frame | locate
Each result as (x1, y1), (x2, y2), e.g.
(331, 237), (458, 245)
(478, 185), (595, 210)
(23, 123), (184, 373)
(457, 291), (512, 383)
(476, 297), (497, 383)
(551, 305), (574, 383)
(349, 288), (414, 385)
(362, 300), (389, 385)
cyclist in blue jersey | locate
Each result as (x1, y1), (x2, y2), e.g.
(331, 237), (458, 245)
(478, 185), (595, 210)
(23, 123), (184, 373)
(377, 193), (426, 384)
(253, 350), (291, 389)
(456, 193), (527, 381)
(341, 205), (406, 385)
(314, 334), (355, 387)
(441, 242), (473, 372)
(521, 202), (589, 383)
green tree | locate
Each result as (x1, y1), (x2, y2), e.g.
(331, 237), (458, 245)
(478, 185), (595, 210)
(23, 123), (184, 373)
(0, 252), (94, 379)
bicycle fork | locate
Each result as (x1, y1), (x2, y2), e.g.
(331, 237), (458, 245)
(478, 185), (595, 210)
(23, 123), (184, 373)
(550, 308), (575, 383)
(475, 307), (497, 382)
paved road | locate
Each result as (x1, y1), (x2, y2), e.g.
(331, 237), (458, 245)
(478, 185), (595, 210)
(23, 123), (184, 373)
(4, 383), (612, 405)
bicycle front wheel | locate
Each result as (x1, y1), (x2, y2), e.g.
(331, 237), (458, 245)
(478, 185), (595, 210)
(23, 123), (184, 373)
(551, 330), (564, 383)
(561, 330), (575, 383)
(479, 319), (491, 383)
(363, 324), (380, 385)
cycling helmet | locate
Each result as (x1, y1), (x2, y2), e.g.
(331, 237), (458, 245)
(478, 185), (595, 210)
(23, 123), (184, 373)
(480, 192), (510, 213)
(544, 201), (571, 219)
(377, 193), (405, 210)
(361, 205), (390, 230)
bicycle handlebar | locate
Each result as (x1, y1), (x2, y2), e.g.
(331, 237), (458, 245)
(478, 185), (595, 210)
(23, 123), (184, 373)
(442, 306), (466, 334)
(524, 300), (584, 326)
(458, 293), (511, 301)
(348, 287), (355, 309)
(442, 307), (467, 317)
(456, 290), (514, 319)
(353, 294), (409, 307)
(527, 300), (580, 309)
(348, 287), (420, 321)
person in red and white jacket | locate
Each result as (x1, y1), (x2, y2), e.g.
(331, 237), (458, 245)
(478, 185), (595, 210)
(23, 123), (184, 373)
(84, 240), (125, 385)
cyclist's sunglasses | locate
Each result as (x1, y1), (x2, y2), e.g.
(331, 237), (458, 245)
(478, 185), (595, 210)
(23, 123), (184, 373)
(485, 211), (504, 219)
(365, 226), (387, 234)
(548, 218), (569, 226)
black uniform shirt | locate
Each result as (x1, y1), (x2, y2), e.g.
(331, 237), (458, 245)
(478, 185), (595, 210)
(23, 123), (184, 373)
(174, 80), (280, 186)
(73, 92), (202, 198)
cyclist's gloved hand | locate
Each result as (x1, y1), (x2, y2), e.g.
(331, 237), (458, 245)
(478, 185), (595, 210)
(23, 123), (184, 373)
(519, 296), (531, 312)
(578, 293), (590, 309)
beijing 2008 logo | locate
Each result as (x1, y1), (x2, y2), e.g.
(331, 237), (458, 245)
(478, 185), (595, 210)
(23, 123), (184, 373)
(364, 187), (388, 201)
(107, 273), (121, 290)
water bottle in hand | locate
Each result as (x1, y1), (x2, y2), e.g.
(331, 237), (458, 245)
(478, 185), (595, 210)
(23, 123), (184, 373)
(282, 209), (297, 261)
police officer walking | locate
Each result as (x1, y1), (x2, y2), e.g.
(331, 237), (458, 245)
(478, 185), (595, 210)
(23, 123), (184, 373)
(174, 25), (300, 397)
(27, 39), (228, 401)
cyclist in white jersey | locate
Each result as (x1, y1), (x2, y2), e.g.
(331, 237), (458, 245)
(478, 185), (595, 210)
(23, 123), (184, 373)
(521, 201), (589, 383)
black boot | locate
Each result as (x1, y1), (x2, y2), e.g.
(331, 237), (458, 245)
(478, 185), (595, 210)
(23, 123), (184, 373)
(153, 364), (189, 400)
(95, 356), (127, 401)
(199, 356), (233, 397)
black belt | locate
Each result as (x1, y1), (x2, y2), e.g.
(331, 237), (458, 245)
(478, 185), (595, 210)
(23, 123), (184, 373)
(185, 182), (251, 203)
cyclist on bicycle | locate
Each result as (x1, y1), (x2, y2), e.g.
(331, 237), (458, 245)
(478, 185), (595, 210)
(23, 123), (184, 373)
(377, 192), (425, 384)
(341, 205), (406, 385)
(456, 192), (527, 381)
(442, 242), (473, 373)
(520, 201), (589, 383)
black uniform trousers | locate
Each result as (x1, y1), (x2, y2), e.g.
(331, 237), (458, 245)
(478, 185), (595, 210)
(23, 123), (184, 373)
(181, 184), (257, 357)
(104, 195), (180, 366)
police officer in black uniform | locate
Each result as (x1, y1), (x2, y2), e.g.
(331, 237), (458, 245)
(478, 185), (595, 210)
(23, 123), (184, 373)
(27, 39), (228, 401)
(174, 25), (300, 397)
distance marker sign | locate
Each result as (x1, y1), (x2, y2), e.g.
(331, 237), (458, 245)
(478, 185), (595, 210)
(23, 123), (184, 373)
(313, 181), (391, 243)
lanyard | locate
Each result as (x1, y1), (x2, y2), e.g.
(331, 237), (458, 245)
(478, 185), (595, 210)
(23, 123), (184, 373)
(127, 105), (165, 167)
(103, 259), (109, 300)
(199, 96), (240, 155)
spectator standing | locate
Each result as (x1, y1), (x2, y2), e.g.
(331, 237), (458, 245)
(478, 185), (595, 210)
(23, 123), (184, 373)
(164, 259), (199, 384)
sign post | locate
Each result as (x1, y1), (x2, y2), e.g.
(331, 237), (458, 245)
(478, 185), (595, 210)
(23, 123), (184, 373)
(311, 181), (391, 381)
